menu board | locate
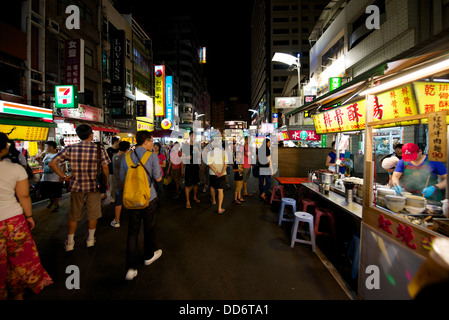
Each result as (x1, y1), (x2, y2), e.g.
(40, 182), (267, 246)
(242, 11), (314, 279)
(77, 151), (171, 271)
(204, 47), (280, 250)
(0, 124), (48, 141)
(413, 82), (449, 123)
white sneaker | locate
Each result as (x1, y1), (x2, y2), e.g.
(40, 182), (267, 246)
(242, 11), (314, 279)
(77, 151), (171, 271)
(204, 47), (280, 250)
(144, 249), (162, 266)
(86, 237), (96, 248)
(111, 220), (120, 228)
(65, 241), (75, 252)
(125, 269), (138, 281)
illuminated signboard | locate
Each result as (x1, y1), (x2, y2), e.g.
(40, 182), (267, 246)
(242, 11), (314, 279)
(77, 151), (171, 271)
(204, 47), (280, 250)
(65, 39), (84, 92)
(289, 130), (320, 141)
(313, 84), (419, 134)
(0, 124), (49, 141)
(154, 65), (165, 117)
(161, 118), (172, 130)
(166, 76), (173, 122)
(413, 82), (449, 123)
(0, 100), (53, 120)
(55, 85), (79, 109)
(137, 121), (154, 131)
(275, 97), (300, 109)
(199, 47), (206, 64)
(329, 77), (341, 91)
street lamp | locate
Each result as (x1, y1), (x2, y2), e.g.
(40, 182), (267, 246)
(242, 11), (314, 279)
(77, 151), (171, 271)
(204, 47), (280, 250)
(248, 109), (258, 117)
(194, 112), (205, 120)
(272, 52), (301, 96)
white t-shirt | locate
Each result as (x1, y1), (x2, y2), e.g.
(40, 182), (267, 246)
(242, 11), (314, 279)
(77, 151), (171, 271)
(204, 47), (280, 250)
(0, 160), (28, 221)
(207, 149), (229, 176)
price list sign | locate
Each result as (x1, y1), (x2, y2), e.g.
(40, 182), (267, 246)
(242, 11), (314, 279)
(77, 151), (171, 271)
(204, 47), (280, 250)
(428, 111), (447, 162)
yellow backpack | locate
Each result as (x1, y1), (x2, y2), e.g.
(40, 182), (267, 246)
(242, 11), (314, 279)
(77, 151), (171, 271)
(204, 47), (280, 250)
(123, 151), (152, 209)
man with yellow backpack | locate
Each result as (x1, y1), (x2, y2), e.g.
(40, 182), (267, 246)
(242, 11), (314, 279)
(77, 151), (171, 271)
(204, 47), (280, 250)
(120, 130), (162, 281)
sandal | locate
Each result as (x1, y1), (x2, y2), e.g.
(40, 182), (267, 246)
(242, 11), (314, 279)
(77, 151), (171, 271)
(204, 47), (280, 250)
(218, 209), (226, 214)
(238, 198), (246, 202)
(233, 200), (242, 204)
(194, 198), (201, 203)
(186, 204), (192, 209)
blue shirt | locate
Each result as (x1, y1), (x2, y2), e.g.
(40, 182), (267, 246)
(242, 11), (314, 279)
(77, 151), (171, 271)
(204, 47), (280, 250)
(395, 155), (447, 178)
(328, 151), (346, 174)
(120, 147), (162, 202)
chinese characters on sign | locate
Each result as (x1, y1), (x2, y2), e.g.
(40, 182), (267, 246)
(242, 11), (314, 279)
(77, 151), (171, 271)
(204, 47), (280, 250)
(378, 214), (417, 250)
(154, 65), (165, 117)
(413, 82), (449, 123)
(313, 84), (419, 134)
(65, 39), (84, 92)
(288, 130), (320, 141)
(428, 111), (447, 162)
(0, 125), (49, 141)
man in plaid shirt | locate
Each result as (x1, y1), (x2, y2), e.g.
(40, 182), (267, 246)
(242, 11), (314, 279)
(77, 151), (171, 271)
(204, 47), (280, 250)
(49, 124), (110, 251)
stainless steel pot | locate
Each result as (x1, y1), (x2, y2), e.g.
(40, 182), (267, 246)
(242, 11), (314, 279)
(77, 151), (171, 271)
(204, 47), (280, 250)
(321, 173), (334, 184)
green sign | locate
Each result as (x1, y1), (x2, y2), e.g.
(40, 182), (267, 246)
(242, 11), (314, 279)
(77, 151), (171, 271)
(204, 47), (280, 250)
(321, 134), (327, 148)
(329, 77), (341, 91)
(300, 130), (308, 141)
(55, 85), (78, 109)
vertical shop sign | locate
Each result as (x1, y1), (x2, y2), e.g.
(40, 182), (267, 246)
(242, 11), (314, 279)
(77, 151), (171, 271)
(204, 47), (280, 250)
(154, 65), (165, 117)
(136, 101), (147, 117)
(109, 30), (125, 109)
(329, 77), (341, 91)
(65, 39), (84, 92)
(166, 76), (173, 121)
(428, 111), (447, 162)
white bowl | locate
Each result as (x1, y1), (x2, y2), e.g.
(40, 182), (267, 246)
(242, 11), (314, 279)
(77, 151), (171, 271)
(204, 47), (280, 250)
(405, 206), (426, 215)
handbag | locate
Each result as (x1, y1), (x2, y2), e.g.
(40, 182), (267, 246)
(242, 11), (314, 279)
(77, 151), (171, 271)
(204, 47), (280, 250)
(96, 144), (108, 193)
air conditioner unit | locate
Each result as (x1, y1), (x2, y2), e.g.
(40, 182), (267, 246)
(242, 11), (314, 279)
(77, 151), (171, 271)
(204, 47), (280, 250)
(46, 19), (60, 34)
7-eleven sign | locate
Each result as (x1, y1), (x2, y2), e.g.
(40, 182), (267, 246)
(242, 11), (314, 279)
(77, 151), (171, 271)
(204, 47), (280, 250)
(55, 85), (78, 109)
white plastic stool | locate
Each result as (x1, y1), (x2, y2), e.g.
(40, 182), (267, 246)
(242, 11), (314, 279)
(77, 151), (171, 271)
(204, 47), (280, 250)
(290, 211), (316, 252)
(278, 198), (296, 226)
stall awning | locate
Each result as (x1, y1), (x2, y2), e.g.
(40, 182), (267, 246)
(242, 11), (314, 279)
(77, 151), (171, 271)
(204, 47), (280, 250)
(151, 129), (186, 138)
(0, 117), (57, 128)
(66, 119), (120, 133)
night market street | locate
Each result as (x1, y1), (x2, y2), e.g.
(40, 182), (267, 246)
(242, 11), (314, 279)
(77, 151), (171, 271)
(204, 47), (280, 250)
(26, 176), (350, 300)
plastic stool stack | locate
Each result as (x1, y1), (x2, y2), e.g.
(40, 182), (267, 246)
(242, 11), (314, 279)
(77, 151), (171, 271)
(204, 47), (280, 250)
(348, 235), (360, 279)
(290, 212), (316, 252)
(278, 198), (296, 226)
(270, 185), (285, 204)
(314, 207), (336, 240)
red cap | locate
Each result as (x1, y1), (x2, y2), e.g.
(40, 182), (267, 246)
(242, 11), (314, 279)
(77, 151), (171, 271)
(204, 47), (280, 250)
(402, 143), (419, 161)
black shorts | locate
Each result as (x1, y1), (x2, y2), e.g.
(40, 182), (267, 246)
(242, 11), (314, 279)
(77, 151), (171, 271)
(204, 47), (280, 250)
(209, 175), (226, 190)
(40, 181), (63, 199)
(184, 165), (200, 187)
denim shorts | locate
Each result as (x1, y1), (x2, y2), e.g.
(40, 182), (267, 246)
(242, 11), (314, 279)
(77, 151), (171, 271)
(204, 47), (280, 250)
(115, 189), (124, 207)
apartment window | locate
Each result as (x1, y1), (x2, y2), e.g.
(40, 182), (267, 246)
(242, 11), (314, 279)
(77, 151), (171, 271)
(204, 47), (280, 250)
(126, 69), (131, 91)
(273, 5), (289, 11)
(85, 47), (93, 67)
(273, 28), (289, 34)
(126, 39), (131, 58)
(273, 17), (289, 23)
(273, 40), (289, 46)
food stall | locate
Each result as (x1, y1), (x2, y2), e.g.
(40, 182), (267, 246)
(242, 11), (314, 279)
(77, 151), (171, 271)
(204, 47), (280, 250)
(358, 52), (449, 300)
(0, 100), (57, 181)
(296, 51), (449, 299)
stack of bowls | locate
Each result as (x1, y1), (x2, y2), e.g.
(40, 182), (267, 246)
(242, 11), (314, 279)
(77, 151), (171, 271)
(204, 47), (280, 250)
(376, 187), (397, 207)
(405, 195), (426, 214)
(385, 195), (407, 212)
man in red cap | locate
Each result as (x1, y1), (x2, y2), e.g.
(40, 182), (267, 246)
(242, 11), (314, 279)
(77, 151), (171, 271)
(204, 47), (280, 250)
(391, 143), (447, 201)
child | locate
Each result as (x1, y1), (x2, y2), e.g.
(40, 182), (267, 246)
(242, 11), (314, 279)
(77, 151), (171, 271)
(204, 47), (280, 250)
(233, 151), (246, 204)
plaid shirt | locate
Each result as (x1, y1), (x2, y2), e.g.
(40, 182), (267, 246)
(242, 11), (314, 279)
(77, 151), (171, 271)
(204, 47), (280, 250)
(53, 140), (110, 193)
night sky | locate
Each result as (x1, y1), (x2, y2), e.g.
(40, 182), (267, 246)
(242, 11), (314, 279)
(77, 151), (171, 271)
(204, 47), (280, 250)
(118, 0), (253, 104)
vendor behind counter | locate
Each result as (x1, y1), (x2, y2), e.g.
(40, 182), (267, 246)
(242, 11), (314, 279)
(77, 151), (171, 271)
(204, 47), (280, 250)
(392, 143), (447, 202)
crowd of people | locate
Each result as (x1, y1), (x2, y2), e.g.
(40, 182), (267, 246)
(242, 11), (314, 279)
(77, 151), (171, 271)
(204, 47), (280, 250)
(0, 124), (275, 298)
